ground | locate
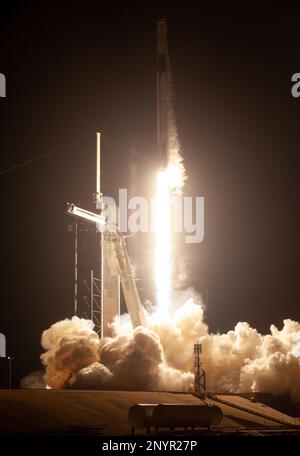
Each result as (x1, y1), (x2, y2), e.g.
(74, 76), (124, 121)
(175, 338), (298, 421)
(0, 390), (299, 436)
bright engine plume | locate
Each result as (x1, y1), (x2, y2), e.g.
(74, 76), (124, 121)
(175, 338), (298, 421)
(155, 170), (171, 320)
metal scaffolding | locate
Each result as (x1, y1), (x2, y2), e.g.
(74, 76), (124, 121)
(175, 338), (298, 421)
(194, 342), (206, 395)
(90, 269), (103, 337)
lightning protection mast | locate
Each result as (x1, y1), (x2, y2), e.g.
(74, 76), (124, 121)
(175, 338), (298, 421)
(91, 132), (104, 337)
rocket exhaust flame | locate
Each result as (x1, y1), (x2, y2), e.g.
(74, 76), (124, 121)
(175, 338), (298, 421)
(154, 164), (185, 320)
(155, 170), (171, 320)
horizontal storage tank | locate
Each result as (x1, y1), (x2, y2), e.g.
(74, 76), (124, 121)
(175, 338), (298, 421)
(153, 404), (223, 428)
(128, 404), (158, 427)
(128, 403), (223, 433)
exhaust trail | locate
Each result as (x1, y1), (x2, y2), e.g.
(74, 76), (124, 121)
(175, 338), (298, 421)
(155, 19), (186, 320)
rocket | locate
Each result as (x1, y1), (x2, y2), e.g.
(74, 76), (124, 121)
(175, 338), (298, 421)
(157, 18), (170, 169)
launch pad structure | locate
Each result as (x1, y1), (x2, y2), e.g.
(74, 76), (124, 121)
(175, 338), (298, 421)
(67, 133), (146, 337)
(194, 342), (206, 395)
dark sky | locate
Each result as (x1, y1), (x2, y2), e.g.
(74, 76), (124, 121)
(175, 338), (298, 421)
(0, 1), (299, 386)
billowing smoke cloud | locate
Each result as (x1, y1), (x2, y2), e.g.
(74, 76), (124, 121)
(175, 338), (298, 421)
(240, 320), (300, 400)
(36, 294), (300, 402)
(40, 317), (100, 389)
(20, 370), (46, 389)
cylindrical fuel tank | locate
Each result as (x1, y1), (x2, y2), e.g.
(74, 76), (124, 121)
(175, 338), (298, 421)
(128, 404), (158, 427)
(152, 404), (223, 428)
(128, 403), (223, 429)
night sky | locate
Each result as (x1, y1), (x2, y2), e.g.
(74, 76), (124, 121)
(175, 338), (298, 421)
(0, 1), (299, 386)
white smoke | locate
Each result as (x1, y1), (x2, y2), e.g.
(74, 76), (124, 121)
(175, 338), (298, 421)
(239, 320), (300, 401)
(20, 370), (46, 389)
(40, 317), (100, 389)
(37, 297), (300, 402)
(74, 362), (112, 389)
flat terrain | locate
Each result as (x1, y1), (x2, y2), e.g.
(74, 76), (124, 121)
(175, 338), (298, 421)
(0, 389), (298, 436)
